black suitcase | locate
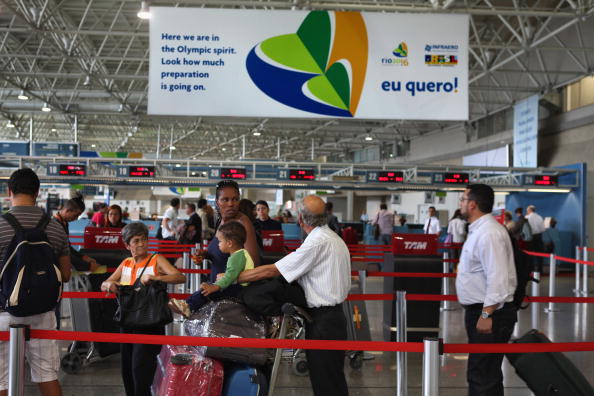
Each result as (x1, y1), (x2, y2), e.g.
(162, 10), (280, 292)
(506, 329), (594, 396)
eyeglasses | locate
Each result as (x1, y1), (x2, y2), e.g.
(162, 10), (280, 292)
(459, 197), (472, 202)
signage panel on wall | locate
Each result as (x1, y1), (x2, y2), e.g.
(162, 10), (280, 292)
(0, 141), (29, 156)
(148, 8), (469, 120)
(513, 95), (539, 168)
(278, 168), (315, 180)
(33, 143), (79, 157)
(367, 170), (404, 183)
(208, 167), (248, 180)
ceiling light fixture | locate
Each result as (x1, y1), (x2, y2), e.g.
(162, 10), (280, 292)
(7, 121), (15, 128)
(253, 131), (261, 136)
(17, 90), (29, 100)
(169, 145), (176, 150)
(222, 147), (227, 151)
(175, 164), (181, 168)
(91, 144), (96, 148)
(41, 102), (51, 112)
(365, 136), (373, 141)
(51, 128), (56, 132)
(137, 1), (151, 19)
(83, 75), (91, 86)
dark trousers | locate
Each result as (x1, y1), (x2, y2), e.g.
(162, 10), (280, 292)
(530, 233), (544, 273)
(464, 303), (517, 396)
(305, 304), (349, 396)
(186, 284), (242, 312)
(120, 326), (165, 396)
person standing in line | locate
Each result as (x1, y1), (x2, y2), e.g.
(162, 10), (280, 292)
(197, 198), (215, 241)
(503, 211), (515, 231)
(525, 205), (546, 272)
(326, 201), (342, 237)
(237, 195), (351, 396)
(255, 200), (283, 231)
(457, 184), (517, 396)
(372, 203), (395, 245)
(447, 209), (467, 262)
(91, 203), (108, 227)
(179, 203), (202, 245)
(161, 197), (180, 240)
(101, 222), (185, 396)
(0, 168), (72, 396)
(424, 206), (441, 235)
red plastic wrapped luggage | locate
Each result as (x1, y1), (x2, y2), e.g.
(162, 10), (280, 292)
(152, 345), (224, 396)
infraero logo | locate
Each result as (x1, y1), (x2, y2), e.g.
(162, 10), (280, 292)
(246, 11), (368, 118)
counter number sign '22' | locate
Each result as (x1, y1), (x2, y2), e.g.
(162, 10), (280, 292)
(246, 11), (368, 118)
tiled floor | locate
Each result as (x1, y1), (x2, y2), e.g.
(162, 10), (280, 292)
(23, 274), (594, 395)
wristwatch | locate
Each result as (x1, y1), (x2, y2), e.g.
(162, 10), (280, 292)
(480, 311), (492, 319)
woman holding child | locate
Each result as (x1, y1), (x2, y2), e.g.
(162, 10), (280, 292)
(169, 180), (260, 317)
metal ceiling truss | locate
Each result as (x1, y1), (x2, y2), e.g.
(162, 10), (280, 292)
(0, 0), (593, 162)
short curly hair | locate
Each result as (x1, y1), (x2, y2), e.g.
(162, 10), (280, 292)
(121, 222), (149, 244)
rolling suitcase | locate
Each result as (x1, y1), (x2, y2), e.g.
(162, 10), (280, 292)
(152, 345), (224, 396)
(506, 329), (594, 396)
(222, 363), (268, 396)
(342, 285), (372, 369)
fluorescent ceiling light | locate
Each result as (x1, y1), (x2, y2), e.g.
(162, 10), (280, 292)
(169, 146), (176, 150)
(91, 144), (96, 148)
(527, 188), (570, 193)
(494, 191), (509, 196)
(175, 164), (181, 168)
(7, 121), (15, 128)
(18, 90), (29, 100)
(222, 148), (226, 151)
(365, 136), (373, 141)
(137, 1), (151, 19)
(253, 131), (261, 136)
(41, 103), (51, 112)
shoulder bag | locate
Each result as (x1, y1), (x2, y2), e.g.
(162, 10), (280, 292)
(113, 254), (173, 329)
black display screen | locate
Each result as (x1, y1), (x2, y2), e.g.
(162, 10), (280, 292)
(442, 172), (469, 184)
(128, 166), (155, 177)
(289, 169), (315, 180)
(220, 168), (247, 179)
(58, 164), (86, 176)
(377, 171), (404, 183)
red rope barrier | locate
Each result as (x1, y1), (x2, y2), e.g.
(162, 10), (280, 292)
(444, 342), (594, 354)
(350, 271), (455, 278)
(523, 250), (550, 258)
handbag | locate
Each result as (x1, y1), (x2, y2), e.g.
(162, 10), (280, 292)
(372, 213), (381, 240)
(113, 254), (173, 329)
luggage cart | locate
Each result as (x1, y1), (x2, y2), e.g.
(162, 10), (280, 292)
(60, 271), (120, 374)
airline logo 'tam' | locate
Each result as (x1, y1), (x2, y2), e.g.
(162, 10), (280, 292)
(95, 235), (119, 244)
(404, 241), (428, 250)
(262, 238), (273, 247)
(246, 11), (368, 117)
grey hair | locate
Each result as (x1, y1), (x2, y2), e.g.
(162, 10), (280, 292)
(299, 206), (328, 228)
(527, 205), (536, 212)
(121, 222), (149, 244)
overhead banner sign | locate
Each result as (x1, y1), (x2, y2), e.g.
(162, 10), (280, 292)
(513, 95), (539, 168)
(148, 8), (468, 120)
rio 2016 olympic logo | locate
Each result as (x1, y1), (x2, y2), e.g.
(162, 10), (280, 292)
(246, 11), (368, 118)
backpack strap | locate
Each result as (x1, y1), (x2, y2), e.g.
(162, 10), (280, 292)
(2, 212), (23, 234)
(35, 213), (51, 231)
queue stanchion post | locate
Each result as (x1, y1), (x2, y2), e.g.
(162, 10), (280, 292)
(544, 254), (559, 313)
(574, 246), (581, 294)
(422, 338), (440, 396)
(582, 246), (588, 297)
(268, 313), (289, 396)
(395, 290), (407, 396)
(440, 252), (454, 312)
(531, 271), (540, 329)
(358, 270), (367, 295)
(8, 324), (28, 396)
(182, 252), (192, 293)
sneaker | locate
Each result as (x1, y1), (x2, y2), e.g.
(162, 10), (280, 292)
(168, 299), (191, 318)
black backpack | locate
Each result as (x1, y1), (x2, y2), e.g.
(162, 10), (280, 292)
(0, 213), (62, 317)
(509, 232), (537, 309)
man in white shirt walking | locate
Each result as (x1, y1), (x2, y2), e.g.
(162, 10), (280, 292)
(456, 184), (517, 396)
(424, 206), (441, 235)
(161, 198), (180, 240)
(525, 205), (546, 272)
(238, 195), (351, 396)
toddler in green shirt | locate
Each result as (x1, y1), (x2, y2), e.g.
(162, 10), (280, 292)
(169, 221), (254, 318)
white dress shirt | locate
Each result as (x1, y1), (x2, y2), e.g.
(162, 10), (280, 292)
(456, 213), (517, 307)
(161, 206), (178, 239)
(424, 216), (441, 235)
(447, 218), (467, 243)
(276, 225), (351, 308)
(526, 212), (546, 235)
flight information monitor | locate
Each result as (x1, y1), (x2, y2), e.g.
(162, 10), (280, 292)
(47, 164), (86, 176)
(433, 172), (469, 184)
(524, 175), (558, 186)
(289, 169), (315, 180)
(128, 166), (155, 177)
(367, 170), (404, 183)
(220, 168), (247, 179)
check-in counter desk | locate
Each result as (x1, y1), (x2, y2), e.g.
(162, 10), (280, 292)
(383, 233), (441, 342)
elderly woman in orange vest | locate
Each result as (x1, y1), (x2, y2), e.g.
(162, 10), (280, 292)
(101, 222), (185, 396)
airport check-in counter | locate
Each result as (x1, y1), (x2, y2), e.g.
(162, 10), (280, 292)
(383, 233), (442, 342)
(260, 230), (287, 265)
